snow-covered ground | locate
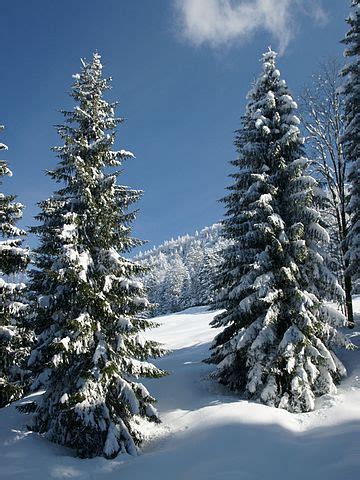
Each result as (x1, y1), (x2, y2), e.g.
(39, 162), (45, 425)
(1, 299), (360, 480)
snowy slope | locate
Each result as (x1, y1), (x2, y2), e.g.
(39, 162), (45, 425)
(1, 300), (360, 480)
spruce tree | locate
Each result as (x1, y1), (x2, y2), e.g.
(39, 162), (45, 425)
(28, 53), (165, 458)
(207, 49), (353, 413)
(342, 0), (360, 290)
(162, 253), (190, 312)
(0, 124), (31, 407)
(192, 250), (220, 306)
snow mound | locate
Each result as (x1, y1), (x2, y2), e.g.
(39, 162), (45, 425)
(1, 301), (360, 479)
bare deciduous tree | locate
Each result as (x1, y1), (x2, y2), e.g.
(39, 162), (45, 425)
(300, 58), (354, 328)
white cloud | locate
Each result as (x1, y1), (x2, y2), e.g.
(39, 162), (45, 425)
(174, 0), (328, 54)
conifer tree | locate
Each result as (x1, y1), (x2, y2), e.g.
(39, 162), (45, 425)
(0, 124), (31, 407)
(192, 250), (219, 306)
(162, 253), (190, 312)
(28, 54), (165, 458)
(207, 50), (353, 413)
(342, 0), (360, 290)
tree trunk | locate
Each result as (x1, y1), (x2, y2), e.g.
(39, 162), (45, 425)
(341, 203), (354, 328)
(344, 273), (354, 328)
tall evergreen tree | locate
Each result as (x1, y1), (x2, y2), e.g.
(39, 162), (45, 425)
(28, 54), (165, 458)
(342, 0), (360, 290)
(0, 124), (31, 407)
(207, 50), (353, 413)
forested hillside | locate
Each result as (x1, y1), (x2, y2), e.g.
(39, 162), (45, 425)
(136, 224), (231, 314)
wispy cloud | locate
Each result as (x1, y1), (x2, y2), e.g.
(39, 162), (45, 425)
(173, 0), (328, 54)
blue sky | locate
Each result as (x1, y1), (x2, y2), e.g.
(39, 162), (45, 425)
(0, 0), (349, 252)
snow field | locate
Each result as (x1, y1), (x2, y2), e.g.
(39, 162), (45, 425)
(0, 300), (359, 480)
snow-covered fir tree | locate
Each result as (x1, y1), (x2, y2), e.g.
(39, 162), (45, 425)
(190, 250), (220, 307)
(207, 49), (353, 413)
(28, 53), (166, 458)
(0, 124), (31, 408)
(161, 253), (190, 313)
(342, 0), (360, 291)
